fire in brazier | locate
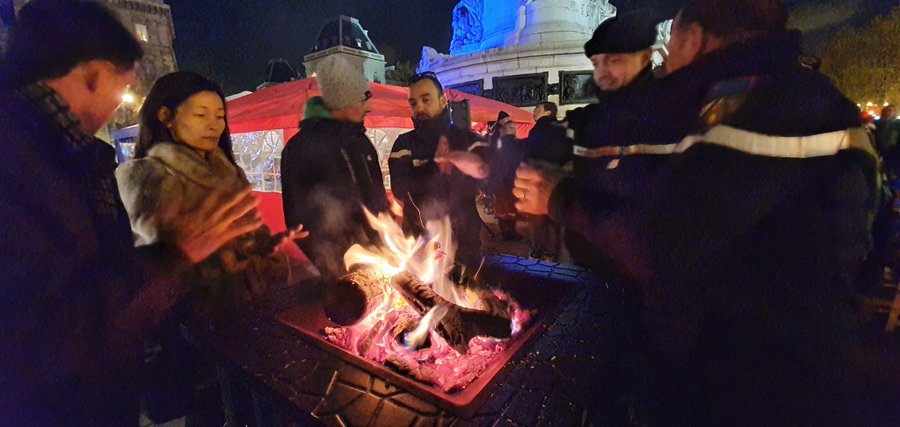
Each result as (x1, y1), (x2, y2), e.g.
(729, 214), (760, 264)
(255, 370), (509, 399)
(322, 209), (533, 392)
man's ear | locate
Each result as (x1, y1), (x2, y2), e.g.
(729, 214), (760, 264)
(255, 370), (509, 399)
(439, 95), (448, 110)
(82, 62), (102, 93)
(681, 23), (706, 63)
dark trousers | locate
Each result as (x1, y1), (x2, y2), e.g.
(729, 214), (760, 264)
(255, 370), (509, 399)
(528, 215), (560, 257)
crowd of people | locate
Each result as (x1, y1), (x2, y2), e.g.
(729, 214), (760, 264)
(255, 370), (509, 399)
(1, 0), (898, 425)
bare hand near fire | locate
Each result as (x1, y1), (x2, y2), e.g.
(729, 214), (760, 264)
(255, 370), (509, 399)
(389, 197), (404, 226)
(435, 136), (454, 175)
(269, 224), (311, 252)
(514, 162), (565, 216)
(435, 137), (490, 179)
(166, 186), (264, 263)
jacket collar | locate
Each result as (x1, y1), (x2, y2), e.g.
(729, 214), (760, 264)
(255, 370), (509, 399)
(665, 31), (803, 89)
(20, 83), (125, 224)
(145, 142), (244, 189)
(620, 65), (655, 93)
(301, 96), (333, 121)
(535, 115), (557, 126)
(300, 97), (366, 144)
(596, 65), (655, 103)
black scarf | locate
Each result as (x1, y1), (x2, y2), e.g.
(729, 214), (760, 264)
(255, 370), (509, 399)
(20, 83), (123, 228)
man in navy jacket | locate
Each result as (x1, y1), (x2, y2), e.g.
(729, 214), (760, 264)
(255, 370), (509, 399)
(515, 0), (897, 423)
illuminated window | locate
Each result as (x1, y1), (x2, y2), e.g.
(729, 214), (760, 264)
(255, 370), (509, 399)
(135, 23), (149, 42)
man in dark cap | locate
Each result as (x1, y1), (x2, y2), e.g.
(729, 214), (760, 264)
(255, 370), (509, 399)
(0, 1), (263, 424)
(483, 110), (519, 239)
(568, 11), (659, 175)
(583, 13), (656, 91)
(561, 11), (659, 267)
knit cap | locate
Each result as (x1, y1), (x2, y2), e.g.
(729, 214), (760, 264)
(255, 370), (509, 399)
(316, 55), (371, 110)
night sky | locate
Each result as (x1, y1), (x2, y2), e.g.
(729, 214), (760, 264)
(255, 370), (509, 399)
(165, 0), (898, 94)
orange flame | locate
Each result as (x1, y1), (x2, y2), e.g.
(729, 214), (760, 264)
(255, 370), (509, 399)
(404, 304), (450, 349)
(325, 207), (534, 392)
(343, 207), (476, 308)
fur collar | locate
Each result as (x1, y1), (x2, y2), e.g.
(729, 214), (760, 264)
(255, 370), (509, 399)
(145, 142), (245, 189)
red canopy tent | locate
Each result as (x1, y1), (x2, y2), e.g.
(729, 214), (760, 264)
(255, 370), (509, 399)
(228, 77), (534, 137)
(226, 78), (534, 232)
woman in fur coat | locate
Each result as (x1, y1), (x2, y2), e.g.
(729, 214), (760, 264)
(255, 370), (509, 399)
(116, 71), (307, 309)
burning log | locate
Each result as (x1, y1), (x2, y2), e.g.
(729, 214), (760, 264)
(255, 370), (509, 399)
(391, 272), (511, 354)
(356, 318), (385, 355)
(323, 269), (387, 326)
(391, 311), (429, 348)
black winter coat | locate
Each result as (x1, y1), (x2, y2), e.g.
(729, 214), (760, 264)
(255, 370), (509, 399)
(485, 134), (526, 218)
(562, 67), (655, 268)
(0, 88), (183, 426)
(552, 32), (897, 424)
(566, 65), (654, 177)
(281, 117), (389, 280)
(524, 115), (570, 165)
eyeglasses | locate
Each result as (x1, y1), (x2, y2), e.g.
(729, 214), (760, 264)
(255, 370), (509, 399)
(407, 71), (436, 83)
(407, 71), (443, 92)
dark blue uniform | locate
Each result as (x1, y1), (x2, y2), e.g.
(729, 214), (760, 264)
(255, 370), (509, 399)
(551, 32), (897, 424)
(563, 66), (655, 268)
(566, 65), (655, 177)
(389, 109), (488, 269)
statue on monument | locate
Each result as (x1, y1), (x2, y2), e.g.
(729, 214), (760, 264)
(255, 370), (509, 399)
(582, 1), (618, 42)
(424, 0), (620, 69)
(450, 0), (484, 55)
(419, 46), (451, 72)
(587, 0), (617, 26)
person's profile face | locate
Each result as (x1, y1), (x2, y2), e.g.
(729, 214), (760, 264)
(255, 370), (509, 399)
(664, 12), (703, 75)
(84, 61), (138, 134)
(533, 104), (545, 121)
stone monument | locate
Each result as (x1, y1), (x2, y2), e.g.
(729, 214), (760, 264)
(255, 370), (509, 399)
(420, 0), (669, 113)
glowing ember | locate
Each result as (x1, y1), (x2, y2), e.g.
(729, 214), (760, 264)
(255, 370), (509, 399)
(322, 209), (534, 392)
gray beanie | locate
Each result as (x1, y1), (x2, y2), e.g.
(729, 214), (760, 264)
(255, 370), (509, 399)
(316, 55), (371, 110)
